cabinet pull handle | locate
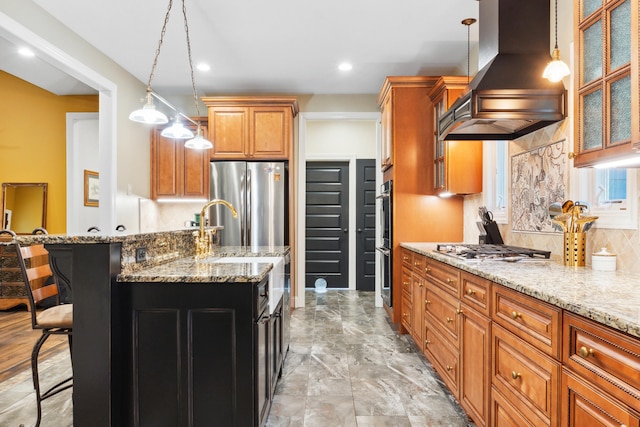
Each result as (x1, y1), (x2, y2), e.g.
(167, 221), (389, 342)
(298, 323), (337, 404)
(425, 300), (431, 305)
(446, 365), (453, 372)
(511, 311), (522, 320)
(425, 267), (431, 273)
(511, 371), (521, 380)
(446, 278), (455, 284)
(425, 340), (431, 346)
(403, 281), (409, 286)
(414, 261), (420, 267)
(466, 288), (475, 296)
(446, 317), (453, 323)
(403, 256), (409, 261)
(419, 281), (424, 288)
(579, 346), (595, 358)
(456, 308), (463, 315)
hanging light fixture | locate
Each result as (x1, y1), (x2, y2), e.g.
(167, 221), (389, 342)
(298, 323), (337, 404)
(543, 0), (570, 82)
(130, 0), (213, 149)
(161, 116), (194, 139)
(180, 0), (212, 149)
(461, 18), (477, 85)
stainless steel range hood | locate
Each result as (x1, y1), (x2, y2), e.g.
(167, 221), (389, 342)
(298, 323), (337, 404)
(439, 0), (567, 141)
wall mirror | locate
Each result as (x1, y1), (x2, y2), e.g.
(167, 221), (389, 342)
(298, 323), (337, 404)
(1, 183), (48, 234)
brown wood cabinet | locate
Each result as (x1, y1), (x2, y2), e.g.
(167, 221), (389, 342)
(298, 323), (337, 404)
(202, 97), (298, 160)
(573, 0), (638, 166)
(150, 120), (210, 200)
(377, 77), (464, 328)
(397, 249), (640, 427)
(562, 312), (640, 426)
(380, 92), (393, 171)
(459, 272), (492, 427)
(429, 76), (482, 195)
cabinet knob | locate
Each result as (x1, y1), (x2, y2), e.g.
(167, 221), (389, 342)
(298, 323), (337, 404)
(403, 281), (409, 286)
(579, 346), (595, 358)
(425, 300), (431, 305)
(511, 371), (521, 380)
(414, 261), (421, 267)
(446, 365), (453, 372)
(466, 288), (475, 296)
(419, 281), (424, 288)
(446, 317), (453, 323)
(446, 278), (455, 284)
(403, 256), (409, 261)
(425, 340), (431, 346)
(511, 311), (522, 320)
(425, 267), (431, 273)
(456, 308), (463, 315)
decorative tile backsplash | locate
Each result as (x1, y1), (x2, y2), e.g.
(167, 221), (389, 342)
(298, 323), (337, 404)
(463, 120), (640, 274)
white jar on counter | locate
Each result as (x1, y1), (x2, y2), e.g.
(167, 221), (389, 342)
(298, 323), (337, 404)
(591, 248), (616, 271)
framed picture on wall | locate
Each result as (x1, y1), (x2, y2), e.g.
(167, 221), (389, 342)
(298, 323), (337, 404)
(84, 169), (99, 207)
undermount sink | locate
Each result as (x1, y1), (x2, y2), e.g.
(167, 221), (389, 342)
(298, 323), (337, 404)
(210, 256), (284, 314)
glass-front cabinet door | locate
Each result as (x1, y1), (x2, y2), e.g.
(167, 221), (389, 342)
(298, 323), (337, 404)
(574, 0), (636, 167)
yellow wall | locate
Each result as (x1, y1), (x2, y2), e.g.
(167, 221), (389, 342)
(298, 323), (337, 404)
(0, 70), (98, 234)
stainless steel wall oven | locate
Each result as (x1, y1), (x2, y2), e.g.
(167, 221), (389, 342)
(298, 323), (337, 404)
(376, 180), (392, 307)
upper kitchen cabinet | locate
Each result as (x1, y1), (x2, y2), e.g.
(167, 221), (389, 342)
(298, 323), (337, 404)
(151, 119), (210, 200)
(202, 97), (299, 160)
(573, 0), (637, 167)
(377, 76), (436, 191)
(429, 76), (482, 195)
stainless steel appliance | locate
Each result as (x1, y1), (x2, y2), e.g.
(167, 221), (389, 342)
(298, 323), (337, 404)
(439, 0), (566, 141)
(376, 180), (392, 307)
(210, 161), (287, 248)
(435, 244), (551, 262)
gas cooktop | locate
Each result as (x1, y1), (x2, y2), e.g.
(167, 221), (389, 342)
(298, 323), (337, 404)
(435, 244), (551, 261)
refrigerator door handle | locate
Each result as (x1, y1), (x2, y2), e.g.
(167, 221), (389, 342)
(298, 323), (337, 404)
(246, 167), (252, 246)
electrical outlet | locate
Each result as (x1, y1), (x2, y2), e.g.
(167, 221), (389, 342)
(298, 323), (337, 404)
(135, 247), (147, 263)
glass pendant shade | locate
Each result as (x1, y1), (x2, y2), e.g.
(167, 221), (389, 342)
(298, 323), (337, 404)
(184, 126), (213, 149)
(129, 93), (169, 124)
(543, 49), (571, 82)
(161, 118), (194, 139)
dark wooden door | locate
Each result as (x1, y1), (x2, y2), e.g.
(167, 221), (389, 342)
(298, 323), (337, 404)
(305, 162), (349, 288)
(356, 159), (376, 291)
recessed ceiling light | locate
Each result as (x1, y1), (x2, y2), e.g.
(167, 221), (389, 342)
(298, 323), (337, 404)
(338, 62), (353, 71)
(197, 63), (211, 71)
(18, 47), (35, 57)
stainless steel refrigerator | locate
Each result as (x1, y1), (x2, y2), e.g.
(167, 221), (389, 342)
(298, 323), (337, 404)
(209, 161), (287, 248)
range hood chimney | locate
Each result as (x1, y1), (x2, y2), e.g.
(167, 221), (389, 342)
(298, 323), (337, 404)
(439, 0), (567, 141)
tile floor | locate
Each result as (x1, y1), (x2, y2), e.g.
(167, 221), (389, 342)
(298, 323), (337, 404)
(0, 290), (473, 426)
(267, 290), (473, 427)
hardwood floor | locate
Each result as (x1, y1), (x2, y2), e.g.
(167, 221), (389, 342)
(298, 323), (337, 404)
(0, 307), (68, 383)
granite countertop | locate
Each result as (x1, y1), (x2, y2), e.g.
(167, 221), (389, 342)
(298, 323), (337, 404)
(117, 255), (274, 283)
(117, 246), (290, 284)
(401, 242), (640, 339)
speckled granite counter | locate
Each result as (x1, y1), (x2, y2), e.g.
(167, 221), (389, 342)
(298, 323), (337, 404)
(117, 246), (290, 283)
(402, 242), (640, 339)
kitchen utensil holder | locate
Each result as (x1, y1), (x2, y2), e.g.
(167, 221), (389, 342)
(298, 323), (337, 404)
(564, 232), (586, 267)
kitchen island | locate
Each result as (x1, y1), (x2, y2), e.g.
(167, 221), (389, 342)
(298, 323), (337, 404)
(400, 242), (640, 427)
(15, 230), (290, 427)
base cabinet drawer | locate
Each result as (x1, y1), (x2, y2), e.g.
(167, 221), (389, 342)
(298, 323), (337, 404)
(492, 284), (562, 359)
(492, 324), (560, 426)
(425, 284), (460, 347)
(561, 369), (640, 427)
(491, 387), (541, 427)
(425, 325), (459, 397)
(563, 312), (640, 407)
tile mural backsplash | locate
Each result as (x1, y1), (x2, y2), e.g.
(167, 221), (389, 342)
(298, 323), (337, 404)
(463, 120), (640, 274)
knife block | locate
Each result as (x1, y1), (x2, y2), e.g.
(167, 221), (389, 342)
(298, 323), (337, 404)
(564, 232), (586, 267)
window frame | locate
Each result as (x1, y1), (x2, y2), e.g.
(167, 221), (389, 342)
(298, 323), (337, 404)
(482, 140), (509, 224)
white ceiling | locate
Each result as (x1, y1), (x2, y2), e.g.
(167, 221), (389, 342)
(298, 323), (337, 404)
(3, 0), (480, 96)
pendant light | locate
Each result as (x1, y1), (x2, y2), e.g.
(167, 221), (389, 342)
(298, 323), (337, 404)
(161, 116), (194, 139)
(461, 18), (477, 85)
(543, 0), (570, 82)
(129, 0), (213, 149)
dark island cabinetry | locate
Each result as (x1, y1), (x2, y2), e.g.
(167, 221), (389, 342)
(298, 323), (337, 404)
(117, 277), (278, 427)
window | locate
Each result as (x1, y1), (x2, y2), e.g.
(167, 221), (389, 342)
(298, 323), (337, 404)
(483, 140), (508, 224)
(572, 167), (637, 229)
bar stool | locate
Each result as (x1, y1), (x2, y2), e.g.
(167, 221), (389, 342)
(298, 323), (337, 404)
(14, 239), (73, 427)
